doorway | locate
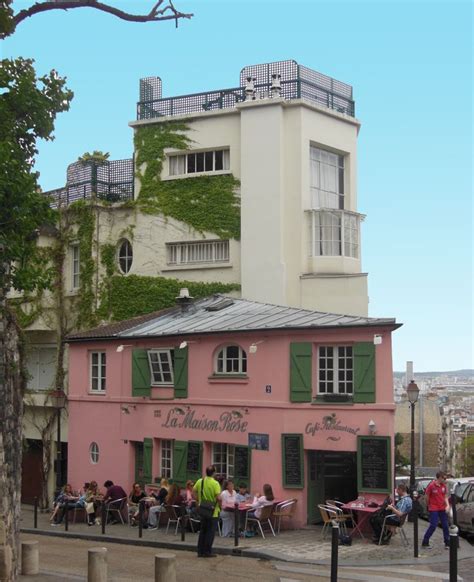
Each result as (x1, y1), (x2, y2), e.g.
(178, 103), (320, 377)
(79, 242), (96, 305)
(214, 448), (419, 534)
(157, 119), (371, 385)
(307, 450), (357, 523)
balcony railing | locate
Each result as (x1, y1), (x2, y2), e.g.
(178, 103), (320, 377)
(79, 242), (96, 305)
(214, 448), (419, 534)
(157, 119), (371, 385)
(44, 158), (134, 208)
(137, 59), (355, 120)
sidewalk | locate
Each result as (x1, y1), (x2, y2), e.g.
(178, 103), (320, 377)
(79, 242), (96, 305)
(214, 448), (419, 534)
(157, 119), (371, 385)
(21, 505), (471, 568)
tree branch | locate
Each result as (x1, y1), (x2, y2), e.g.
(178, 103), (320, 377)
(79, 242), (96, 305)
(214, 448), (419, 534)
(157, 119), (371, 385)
(11, 0), (193, 33)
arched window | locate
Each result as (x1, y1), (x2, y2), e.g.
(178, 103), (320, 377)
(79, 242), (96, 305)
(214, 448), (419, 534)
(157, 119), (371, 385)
(89, 442), (99, 464)
(118, 239), (133, 274)
(215, 345), (247, 375)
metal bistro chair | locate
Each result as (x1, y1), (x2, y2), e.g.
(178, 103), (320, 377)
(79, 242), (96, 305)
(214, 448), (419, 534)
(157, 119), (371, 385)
(378, 512), (409, 547)
(272, 499), (297, 534)
(245, 504), (276, 539)
(105, 497), (128, 525)
(325, 500), (352, 533)
(72, 504), (88, 524)
(318, 504), (344, 540)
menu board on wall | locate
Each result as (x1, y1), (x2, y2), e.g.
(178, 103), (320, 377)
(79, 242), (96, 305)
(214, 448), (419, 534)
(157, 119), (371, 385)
(357, 436), (391, 493)
(234, 446), (250, 480)
(282, 434), (304, 488)
(186, 441), (201, 474)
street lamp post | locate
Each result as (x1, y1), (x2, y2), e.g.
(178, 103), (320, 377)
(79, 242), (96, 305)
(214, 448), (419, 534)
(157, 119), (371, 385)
(50, 389), (67, 494)
(406, 380), (420, 558)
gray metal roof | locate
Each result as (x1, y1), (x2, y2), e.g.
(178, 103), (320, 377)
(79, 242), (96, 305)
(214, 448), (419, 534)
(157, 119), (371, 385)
(95, 295), (400, 340)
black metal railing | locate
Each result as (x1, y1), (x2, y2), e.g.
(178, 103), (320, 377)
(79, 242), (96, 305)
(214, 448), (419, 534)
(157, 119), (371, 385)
(137, 59), (355, 120)
(44, 158), (134, 208)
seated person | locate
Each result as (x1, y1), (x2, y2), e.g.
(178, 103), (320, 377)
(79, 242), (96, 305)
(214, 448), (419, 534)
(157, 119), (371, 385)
(85, 481), (102, 526)
(50, 484), (79, 525)
(103, 480), (127, 524)
(182, 480), (195, 511)
(370, 484), (412, 544)
(129, 482), (147, 526)
(220, 480), (237, 537)
(147, 478), (169, 530)
(235, 483), (251, 504)
(247, 483), (275, 524)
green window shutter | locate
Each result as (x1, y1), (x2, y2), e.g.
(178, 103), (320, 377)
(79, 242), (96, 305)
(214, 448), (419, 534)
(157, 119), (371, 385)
(173, 440), (188, 486)
(143, 437), (153, 484)
(234, 446), (251, 490)
(173, 346), (188, 399)
(282, 434), (304, 489)
(186, 441), (203, 483)
(132, 349), (151, 397)
(290, 342), (312, 402)
(353, 342), (376, 403)
(134, 442), (144, 484)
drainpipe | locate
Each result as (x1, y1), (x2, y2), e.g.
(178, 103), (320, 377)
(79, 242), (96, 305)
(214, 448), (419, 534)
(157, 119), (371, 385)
(419, 395), (424, 468)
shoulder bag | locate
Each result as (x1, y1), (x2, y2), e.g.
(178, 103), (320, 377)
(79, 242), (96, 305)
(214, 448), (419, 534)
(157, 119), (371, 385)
(197, 477), (216, 519)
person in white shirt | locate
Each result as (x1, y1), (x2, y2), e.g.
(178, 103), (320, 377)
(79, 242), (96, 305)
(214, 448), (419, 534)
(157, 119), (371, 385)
(220, 480), (237, 537)
(248, 483), (275, 520)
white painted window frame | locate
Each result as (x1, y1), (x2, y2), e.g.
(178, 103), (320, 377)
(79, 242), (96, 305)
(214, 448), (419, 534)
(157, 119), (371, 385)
(215, 345), (247, 375)
(71, 244), (80, 290)
(169, 148), (230, 177)
(90, 351), (106, 393)
(309, 210), (360, 259)
(89, 442), (100, 464)
(166, 240), (230, 266)
(318, 345), (353, 395)
(160, 439), (173, 479)
(118, 239), (133, 274)
(212, 443), (235, 479)
(147, 349), (174, 386)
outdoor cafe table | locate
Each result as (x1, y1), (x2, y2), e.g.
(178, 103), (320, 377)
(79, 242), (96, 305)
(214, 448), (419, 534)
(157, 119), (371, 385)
(342, 501), (380, 540)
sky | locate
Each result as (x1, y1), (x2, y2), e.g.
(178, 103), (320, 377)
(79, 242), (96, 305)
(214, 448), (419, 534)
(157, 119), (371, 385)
(3, 0), (473, 372)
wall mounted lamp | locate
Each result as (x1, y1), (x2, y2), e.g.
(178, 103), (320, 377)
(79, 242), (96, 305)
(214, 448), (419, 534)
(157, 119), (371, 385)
(368, 419), (377, 435)
(249, 340), (266, 354)
(121, 404), (137, 414)
(373, 335), (382, 345)
(116, 344), (133, 353)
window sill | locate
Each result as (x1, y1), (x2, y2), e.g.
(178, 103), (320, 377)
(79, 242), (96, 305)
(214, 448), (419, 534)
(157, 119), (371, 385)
(88, 391), (107, 396)
(162, 170), (232, 181)
(162, 262), (232, 272)
(312, 394), (354, 405)
(208, 374), (249, 384)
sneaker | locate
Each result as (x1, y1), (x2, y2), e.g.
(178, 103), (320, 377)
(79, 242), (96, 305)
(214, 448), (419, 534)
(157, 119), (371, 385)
(445, 544), (450, 549)
(50, 522), (61, 527)
(148, 526), (157, 531)
(421, 541), (433, 548)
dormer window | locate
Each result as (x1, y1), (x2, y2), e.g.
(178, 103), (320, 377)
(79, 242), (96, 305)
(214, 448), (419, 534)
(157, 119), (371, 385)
(169, 149), (230, 176)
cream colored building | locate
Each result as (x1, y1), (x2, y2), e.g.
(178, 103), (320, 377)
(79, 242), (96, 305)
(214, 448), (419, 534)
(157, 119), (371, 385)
(19, 60), (370, 503)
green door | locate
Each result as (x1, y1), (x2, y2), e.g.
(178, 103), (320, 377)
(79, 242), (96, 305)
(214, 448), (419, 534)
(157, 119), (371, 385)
(307, 451), (325, 524)
(134, 442), (144, 484)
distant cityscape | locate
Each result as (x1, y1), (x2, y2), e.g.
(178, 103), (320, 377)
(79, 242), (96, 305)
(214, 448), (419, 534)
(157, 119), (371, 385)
(394, 368), (474, 477)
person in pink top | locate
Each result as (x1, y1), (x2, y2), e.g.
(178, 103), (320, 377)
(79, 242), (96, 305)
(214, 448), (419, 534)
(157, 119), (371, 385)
(220, 480), (237, 537)
(421, 471), (450, 549)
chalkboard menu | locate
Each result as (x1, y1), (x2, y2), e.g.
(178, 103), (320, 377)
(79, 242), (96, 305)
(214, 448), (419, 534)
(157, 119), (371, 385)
(234, 446), (250, 480)
(357, 436), (391, 493)
(186, 441), (202, 474)
(282, 434), (304, 488)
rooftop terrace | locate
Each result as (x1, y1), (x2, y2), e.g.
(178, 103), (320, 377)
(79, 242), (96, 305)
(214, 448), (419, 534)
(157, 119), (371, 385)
(137, 59), (355, 120)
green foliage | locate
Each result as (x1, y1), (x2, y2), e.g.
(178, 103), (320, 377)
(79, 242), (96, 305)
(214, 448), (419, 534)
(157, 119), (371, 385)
(77, 150), (110, 164)
(134, 122), (241, 239)
(0, 57), (73, 293)
(99, 274), (240, 321)
(100, 243), (117, 278)
(455, 435), (474, 477)
(0, 0), (15, 38)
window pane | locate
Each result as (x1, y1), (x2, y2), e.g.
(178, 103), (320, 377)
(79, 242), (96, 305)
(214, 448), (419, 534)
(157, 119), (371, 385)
(196, 152), (204, 172)
(187, 153), (195, 173)
(222, 149), (230, 170)
(205, 151), (213, 171)
(215, 150), (223, 170)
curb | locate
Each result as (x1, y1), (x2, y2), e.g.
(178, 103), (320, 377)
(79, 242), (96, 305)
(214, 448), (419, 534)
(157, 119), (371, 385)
(21, 528), (472, 568)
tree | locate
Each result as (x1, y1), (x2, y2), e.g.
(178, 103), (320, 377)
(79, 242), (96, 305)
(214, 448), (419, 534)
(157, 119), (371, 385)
(395, 432), (410, 473)
(0, 0), (193, 39)
(455, 435), (474, 477)
(0, 3), (193, 579)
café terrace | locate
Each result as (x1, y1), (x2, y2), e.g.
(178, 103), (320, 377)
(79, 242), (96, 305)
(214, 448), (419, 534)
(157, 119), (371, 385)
(66, 294), (401, 526)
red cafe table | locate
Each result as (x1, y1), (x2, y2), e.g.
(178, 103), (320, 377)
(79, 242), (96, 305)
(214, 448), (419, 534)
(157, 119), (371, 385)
(342, 500), (380, 540)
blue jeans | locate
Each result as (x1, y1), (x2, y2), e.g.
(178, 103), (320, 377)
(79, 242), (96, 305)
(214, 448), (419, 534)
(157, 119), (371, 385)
(423, 510), (449, 545)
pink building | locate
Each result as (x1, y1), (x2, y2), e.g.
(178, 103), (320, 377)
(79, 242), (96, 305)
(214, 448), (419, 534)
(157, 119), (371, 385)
(67, 295), (401, 526)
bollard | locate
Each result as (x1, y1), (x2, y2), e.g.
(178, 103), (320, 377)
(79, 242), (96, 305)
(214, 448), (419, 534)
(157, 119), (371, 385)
(330, 520), (339, 582)
(65, 503), (69, 532)
(33, 497), (38, 529)
(412, 491), (418, 558)
(101, 503), (106, 535)
(21, 541), (39, 575)
(155, 553), (176, 582)
(138, 500), (143, 539)
(234, 502), (239, 547)
(88, 547), (107, 582)
(449, 525), (458, 582)
(450, 494), (460, 549)
(180, 508), (186, 542)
